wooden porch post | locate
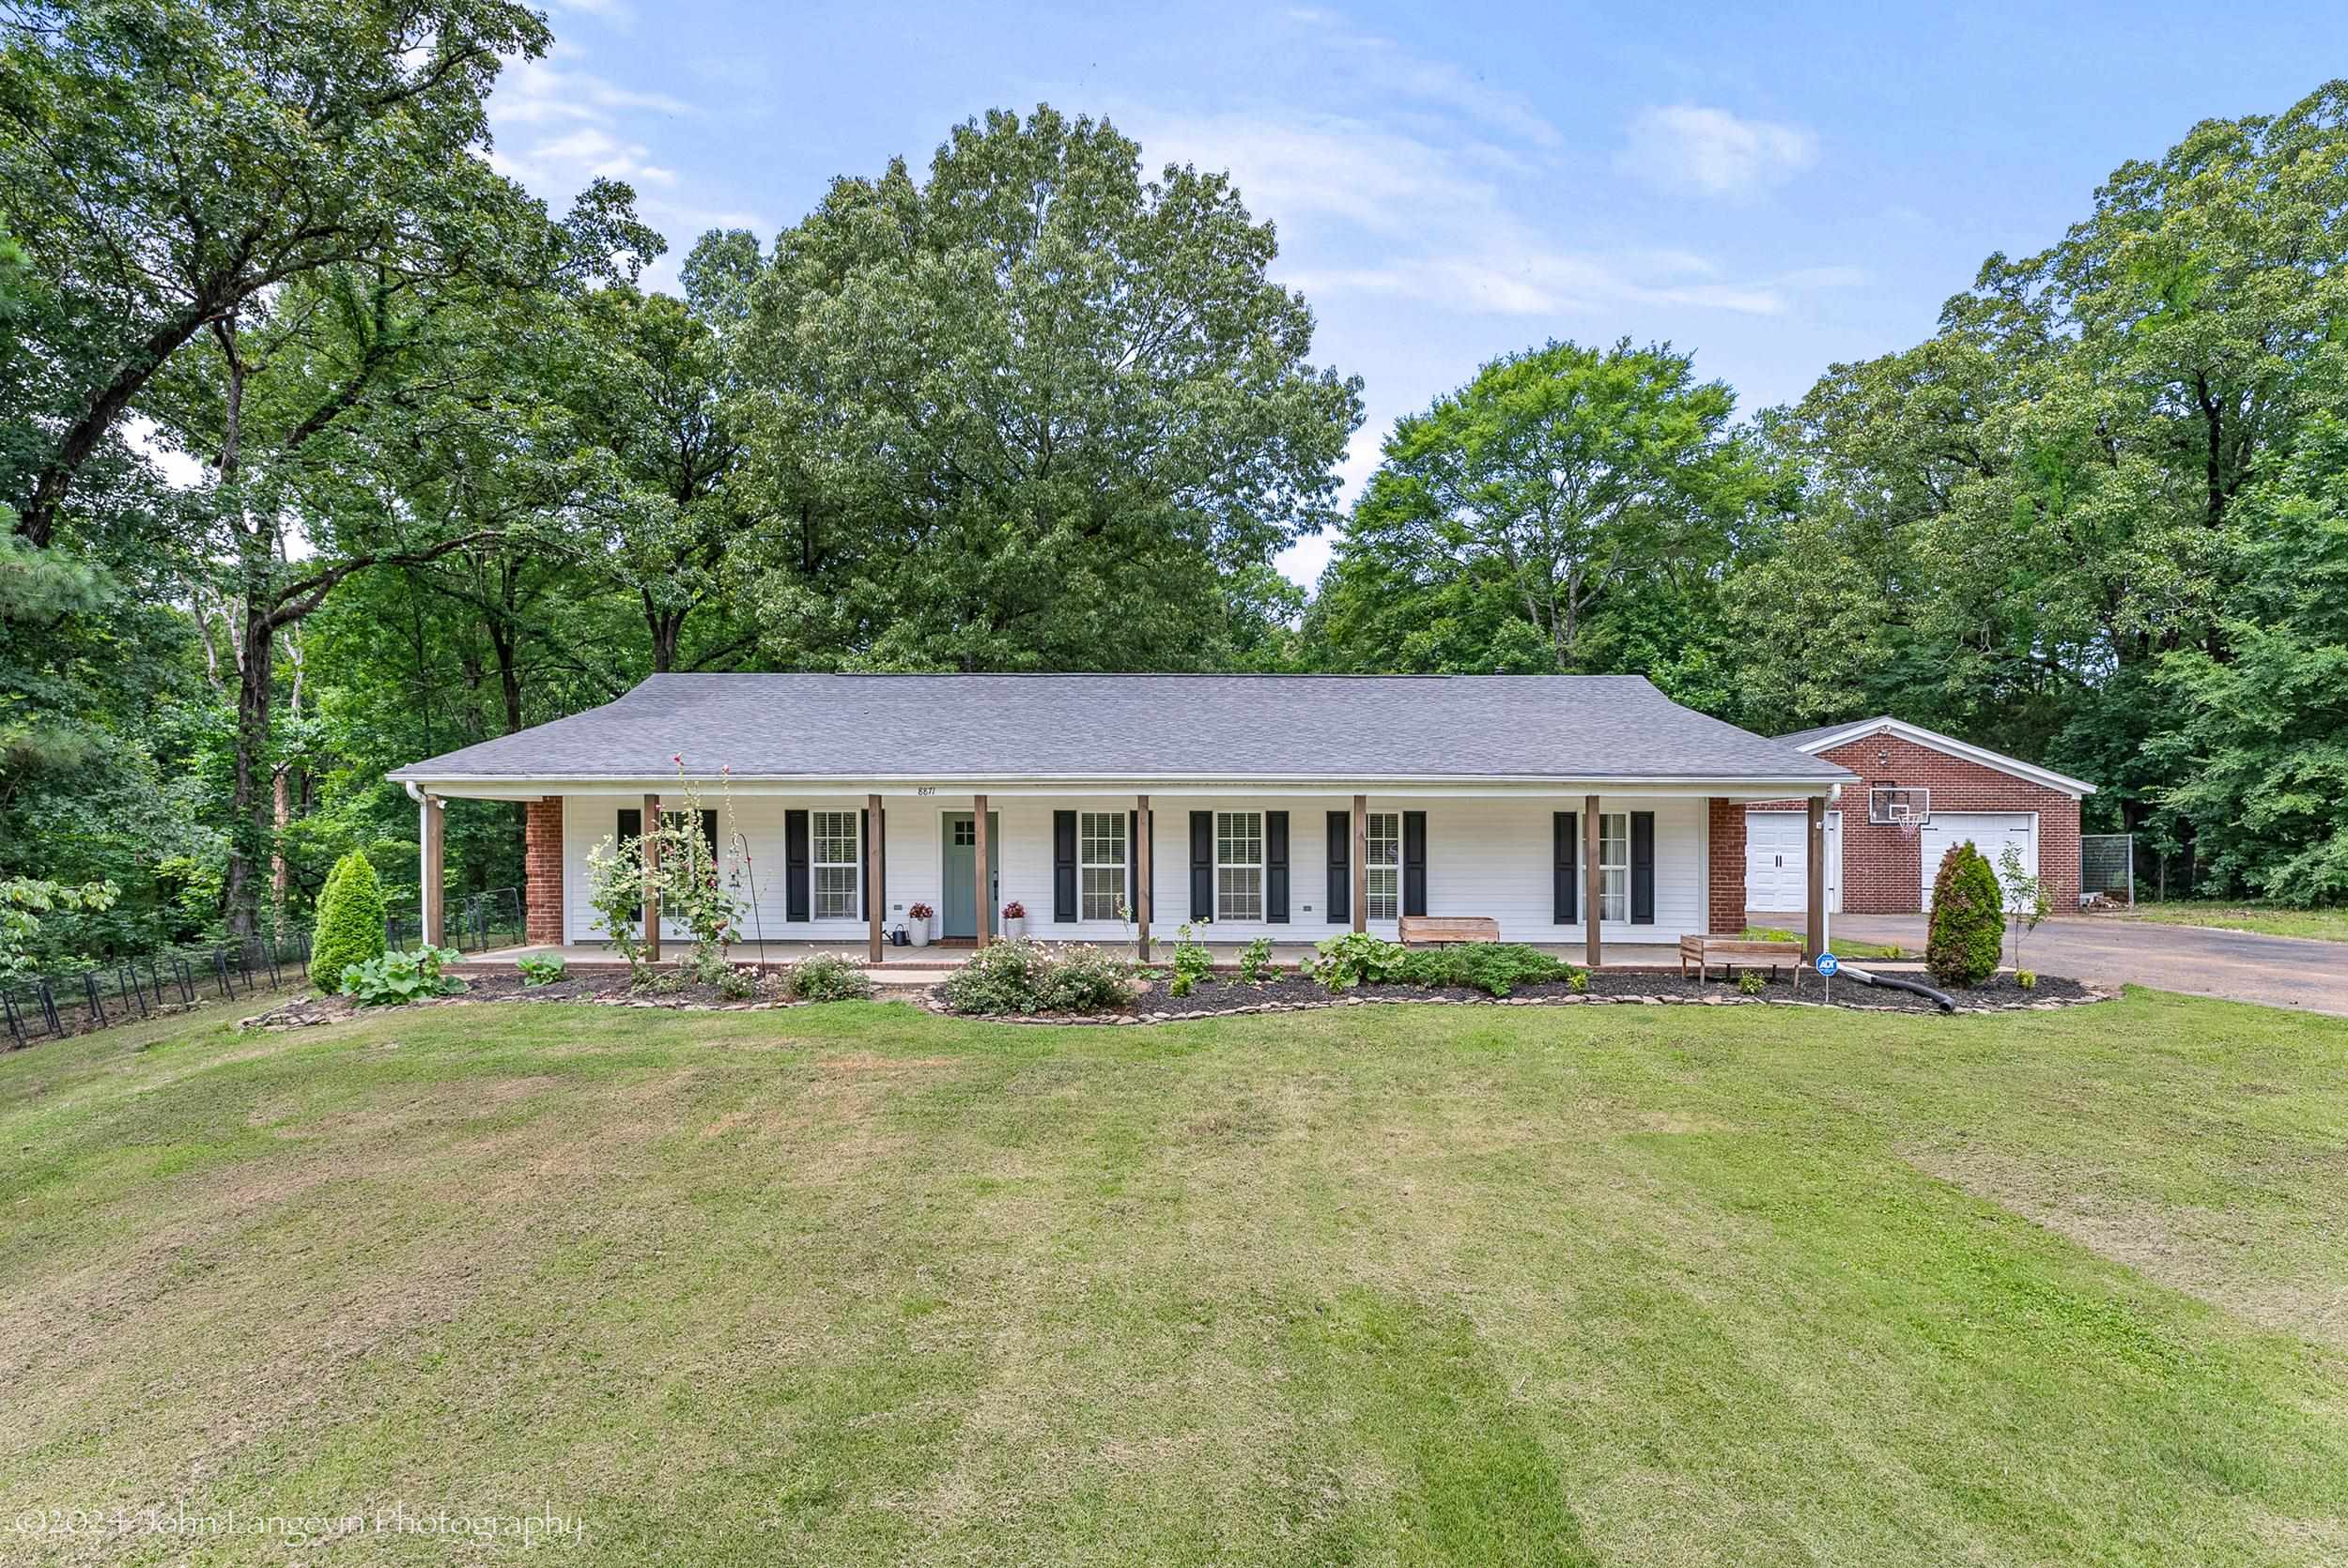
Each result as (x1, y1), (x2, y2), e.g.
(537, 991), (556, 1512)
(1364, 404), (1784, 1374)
(1583, 795), (1602, 970)
(1805, 796), (1827, 961)
(1135, 793), (1151, 962)
(641, 792), (661, 964)
(420, 793), (445, 948)
(1351, 793), (1368, 934)
(973, 793), (991, 949)
(868, 792), (884, 964)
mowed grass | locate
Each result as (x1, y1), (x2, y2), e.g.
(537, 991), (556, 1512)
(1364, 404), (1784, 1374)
(2122, 901), (2348, 944)
(2, 991), (2345, 1565)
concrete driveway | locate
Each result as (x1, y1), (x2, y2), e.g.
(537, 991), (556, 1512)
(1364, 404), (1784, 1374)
(1820, 912), (2348, 1017)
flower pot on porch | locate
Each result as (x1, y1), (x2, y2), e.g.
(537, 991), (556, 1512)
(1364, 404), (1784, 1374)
(1001, 915), (1027, 940)
(907, 924), (930, 948)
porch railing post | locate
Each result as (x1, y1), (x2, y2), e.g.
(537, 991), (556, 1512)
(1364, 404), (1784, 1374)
(1805, 796), (1828, 961)
(1584, 795), (1602, 970)
(1135, 793), (1151, 963)
(1351, 793), (1367, 935)
(867, 792), (884, 964)
(642, 792), (662, 964)
(420, 792), (445, 948)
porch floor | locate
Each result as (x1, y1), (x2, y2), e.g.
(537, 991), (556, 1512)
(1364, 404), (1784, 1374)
(456, 938), (1695, 972)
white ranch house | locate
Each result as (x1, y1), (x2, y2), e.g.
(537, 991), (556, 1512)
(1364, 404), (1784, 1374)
(388, 673), (1856, 966)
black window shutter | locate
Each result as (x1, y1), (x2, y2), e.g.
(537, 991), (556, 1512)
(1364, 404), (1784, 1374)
(618, 807), (642, 923)
(1403, 810), (1428, 917)
(858, 808), (871, 920)
(1553, 811), (1577, 924)
(1264, 811), (1290, 922)
(1189, 811), (1213, 920)
(1325, 810), (1351, 923)
(1126, 809), (1143, 920)
(699, 809), (718, 863)
(1053, 810), (1078, 922)
(784, 809), (810, 922)
(1630, 810), (1655, 925)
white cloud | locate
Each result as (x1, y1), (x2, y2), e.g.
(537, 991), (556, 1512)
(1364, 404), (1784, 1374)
(1618, 105), (1817, 196)
(1134, 108), (1815, 319)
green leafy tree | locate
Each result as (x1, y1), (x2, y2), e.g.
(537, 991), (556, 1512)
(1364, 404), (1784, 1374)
(2154, 412), (2348, 904)
(0, 0), (558, 546)
(1306, 339), (1762, 679)
(1926, 843), (2005, 988)
(308, 850), (385, 990)
(736, 105), (1362, 671)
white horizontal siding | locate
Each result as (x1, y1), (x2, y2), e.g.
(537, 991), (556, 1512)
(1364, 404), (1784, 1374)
(561, 792), (1708, 946)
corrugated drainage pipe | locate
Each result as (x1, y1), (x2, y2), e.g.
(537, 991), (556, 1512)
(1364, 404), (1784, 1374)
(1836, 963), (1955, 1013)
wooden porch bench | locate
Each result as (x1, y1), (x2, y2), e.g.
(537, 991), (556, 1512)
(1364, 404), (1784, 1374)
(1398, 915), (1500, 946)
(1678, 933), (1809, 983)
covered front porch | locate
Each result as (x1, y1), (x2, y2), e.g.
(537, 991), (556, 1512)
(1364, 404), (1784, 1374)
(409, 778), (1839, 972)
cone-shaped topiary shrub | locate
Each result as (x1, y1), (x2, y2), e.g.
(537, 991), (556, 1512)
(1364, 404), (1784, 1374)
(310, 851), (387, 991)
(1926, 841), (2004, 987)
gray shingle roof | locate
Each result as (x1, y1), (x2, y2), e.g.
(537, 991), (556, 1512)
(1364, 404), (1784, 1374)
(391, 673), (1853, 784)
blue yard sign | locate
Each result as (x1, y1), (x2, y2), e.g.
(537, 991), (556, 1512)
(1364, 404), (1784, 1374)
(1816, 951), (1840, 976)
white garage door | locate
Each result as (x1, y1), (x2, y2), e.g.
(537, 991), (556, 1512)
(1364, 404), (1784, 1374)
(1745, 811), (1841, 914)
(1920, 813), (2036, 909)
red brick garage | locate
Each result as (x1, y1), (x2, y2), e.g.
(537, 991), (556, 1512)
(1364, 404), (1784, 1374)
(1750, 718), (2094, 916)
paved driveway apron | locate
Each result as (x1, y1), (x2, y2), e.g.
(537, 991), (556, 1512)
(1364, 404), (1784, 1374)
(1825, 914), (2348, 1018)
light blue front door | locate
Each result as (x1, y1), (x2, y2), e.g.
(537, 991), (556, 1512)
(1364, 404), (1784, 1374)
(940, 812), (1000, 939)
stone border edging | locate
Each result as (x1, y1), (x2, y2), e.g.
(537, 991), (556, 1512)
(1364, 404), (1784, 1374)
(919, 985), (2117, 1026)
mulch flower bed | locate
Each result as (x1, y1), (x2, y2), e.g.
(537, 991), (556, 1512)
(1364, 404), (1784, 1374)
(239, 972), (843, 1030)
(923, 968), (2106, 1024)
(241, 968), (2104, 1032)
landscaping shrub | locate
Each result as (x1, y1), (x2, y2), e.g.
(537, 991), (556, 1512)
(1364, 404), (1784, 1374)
(1037, 945), (1136, 1013)
(1927, 842), (2006, 987)
(1237, 935), (1275, 983)
(2016, 968), (2038, 991)
(1737, 970), (1766, 997)
(309, 851), (386, 990)
(515, 952), (565, 988)
(1398, 943), (1576, 997)
(1306, 932), (1408, 992)
(938, 939), (1134, 1015)
(341, 945), (464, 1006)
(1169, 921), (1213, 997)
(717, 964), (759, 1000)
(785, 952), (875, 1003)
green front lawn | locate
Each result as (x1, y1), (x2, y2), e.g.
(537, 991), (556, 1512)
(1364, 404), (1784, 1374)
(1741, 923), (1908, 960)
(2121, 901), (2348, 943)
(3, 991), (2344, 1565)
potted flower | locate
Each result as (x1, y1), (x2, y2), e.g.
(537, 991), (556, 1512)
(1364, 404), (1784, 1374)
(906, 902), (934, 947)
(1000, 900), (1027, 939)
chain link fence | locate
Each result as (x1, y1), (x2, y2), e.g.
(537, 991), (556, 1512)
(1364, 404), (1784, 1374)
(2079, 833), (2135, 905)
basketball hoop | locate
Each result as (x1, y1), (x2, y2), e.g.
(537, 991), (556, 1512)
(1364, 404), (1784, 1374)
(1897, 818), (1921, 842)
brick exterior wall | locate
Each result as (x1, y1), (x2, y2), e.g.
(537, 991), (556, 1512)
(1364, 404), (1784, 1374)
(1707, 798), (1747, 933)
(1753, 734), (2081, 915)
(524, 797), (564, 945)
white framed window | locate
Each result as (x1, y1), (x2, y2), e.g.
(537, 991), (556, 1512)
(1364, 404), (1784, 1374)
(812, 809), (860, 919)
(1599, 812), (1629, 924)
(1366, 811), (1400, 921)
(1079, 811), (1126, 922)
(1216, 811), (1262, 922)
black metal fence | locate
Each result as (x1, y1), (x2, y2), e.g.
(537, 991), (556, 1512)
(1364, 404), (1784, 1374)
(385, 886), (524, 955)
(3, 888), (524, 1050)
(2, 929), (314, 1049)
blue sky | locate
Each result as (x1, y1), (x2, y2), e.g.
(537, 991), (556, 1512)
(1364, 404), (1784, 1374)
(489, 0), (2341, 584)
